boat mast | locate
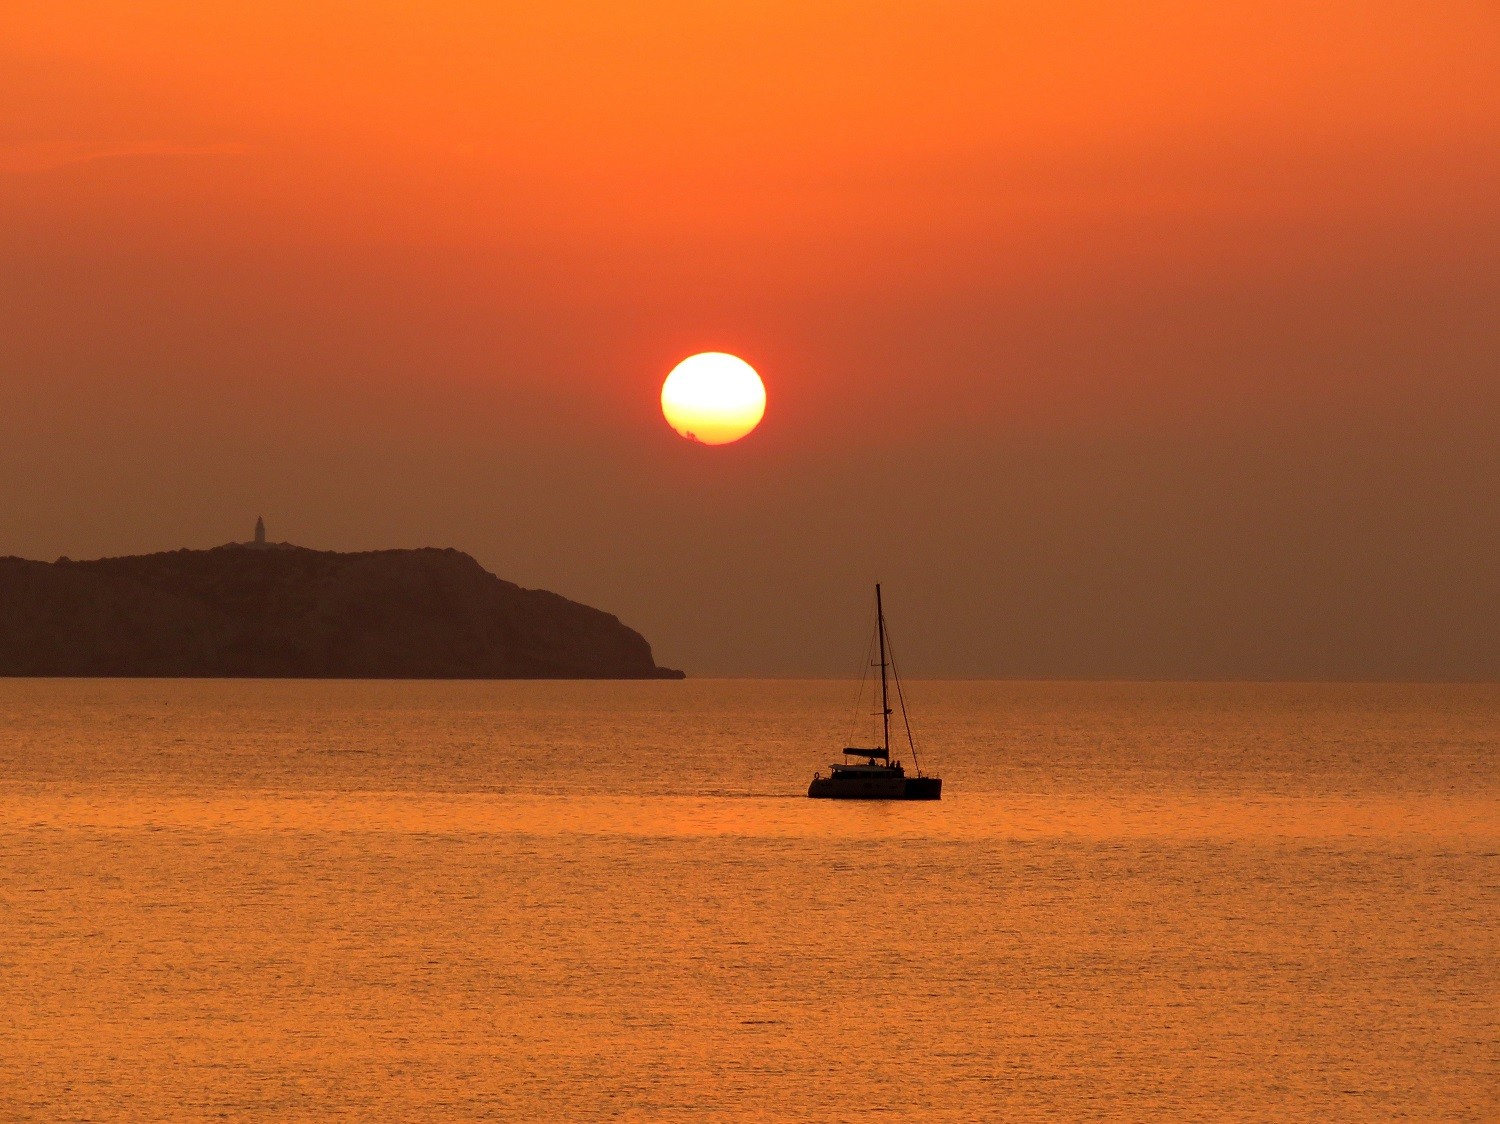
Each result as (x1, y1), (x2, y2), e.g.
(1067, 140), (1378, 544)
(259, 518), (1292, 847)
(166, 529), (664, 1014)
(876, 583), (891, 758)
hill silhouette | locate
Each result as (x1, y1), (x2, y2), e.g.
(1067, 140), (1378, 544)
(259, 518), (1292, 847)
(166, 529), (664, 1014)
(0, 545), (683, 679)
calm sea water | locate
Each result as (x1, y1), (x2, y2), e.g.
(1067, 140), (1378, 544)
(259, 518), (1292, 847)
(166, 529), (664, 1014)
(1, 680), (1495, 1121)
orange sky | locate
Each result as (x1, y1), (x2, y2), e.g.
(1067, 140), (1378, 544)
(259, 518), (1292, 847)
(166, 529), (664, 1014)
(1, 2), (1496, 675)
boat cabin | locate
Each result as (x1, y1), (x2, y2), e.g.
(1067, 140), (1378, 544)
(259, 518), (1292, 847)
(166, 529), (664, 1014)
(829, 747), (904, 777)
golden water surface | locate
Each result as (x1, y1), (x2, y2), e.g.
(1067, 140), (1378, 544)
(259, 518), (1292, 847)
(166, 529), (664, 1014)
(2, 680), (1495, 1120)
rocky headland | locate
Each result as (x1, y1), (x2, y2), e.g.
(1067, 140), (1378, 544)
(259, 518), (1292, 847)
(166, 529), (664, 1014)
(0, 545), (683, 679)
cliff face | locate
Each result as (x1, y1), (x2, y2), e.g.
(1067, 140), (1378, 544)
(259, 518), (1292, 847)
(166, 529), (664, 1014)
(0, 546), (683, 679)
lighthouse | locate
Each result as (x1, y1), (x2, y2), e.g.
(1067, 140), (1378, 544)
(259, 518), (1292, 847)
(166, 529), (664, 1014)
(223, 516), (292, 551)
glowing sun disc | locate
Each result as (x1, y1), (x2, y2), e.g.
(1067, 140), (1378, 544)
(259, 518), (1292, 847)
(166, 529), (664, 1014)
(661, 352), (766, 445)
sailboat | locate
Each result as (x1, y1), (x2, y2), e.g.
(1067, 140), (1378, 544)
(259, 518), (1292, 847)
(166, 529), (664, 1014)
(807, 584), (942, 800)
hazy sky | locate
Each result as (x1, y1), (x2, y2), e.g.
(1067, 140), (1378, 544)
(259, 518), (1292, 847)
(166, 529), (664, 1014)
(2, 2), (1496, 677)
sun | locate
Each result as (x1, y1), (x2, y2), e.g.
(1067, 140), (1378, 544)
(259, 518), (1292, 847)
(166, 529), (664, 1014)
(661, 353), (766, 445)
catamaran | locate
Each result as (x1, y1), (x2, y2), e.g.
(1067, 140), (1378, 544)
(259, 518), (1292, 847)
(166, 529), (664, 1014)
(807, 584), (941, 800)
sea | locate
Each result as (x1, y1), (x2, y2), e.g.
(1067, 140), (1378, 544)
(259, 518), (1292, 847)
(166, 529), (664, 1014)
(1, 679), (1495, 1121)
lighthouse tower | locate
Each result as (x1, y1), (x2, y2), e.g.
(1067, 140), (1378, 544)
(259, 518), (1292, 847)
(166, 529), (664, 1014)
(224, 516), (289, 551)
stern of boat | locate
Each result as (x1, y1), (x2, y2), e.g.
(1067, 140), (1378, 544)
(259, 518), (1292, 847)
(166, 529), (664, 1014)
(903, 776), (942, 800)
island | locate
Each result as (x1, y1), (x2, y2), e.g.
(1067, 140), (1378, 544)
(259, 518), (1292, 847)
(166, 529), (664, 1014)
(0, 540), (684, 679)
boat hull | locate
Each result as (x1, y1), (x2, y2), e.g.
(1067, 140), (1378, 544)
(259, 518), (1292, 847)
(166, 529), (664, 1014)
(807, 776), (942, 800)
(903, 776), (942, 800)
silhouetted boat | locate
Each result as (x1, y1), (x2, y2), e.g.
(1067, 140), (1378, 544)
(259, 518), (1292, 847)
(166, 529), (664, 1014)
(807, 584), (941, 800)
